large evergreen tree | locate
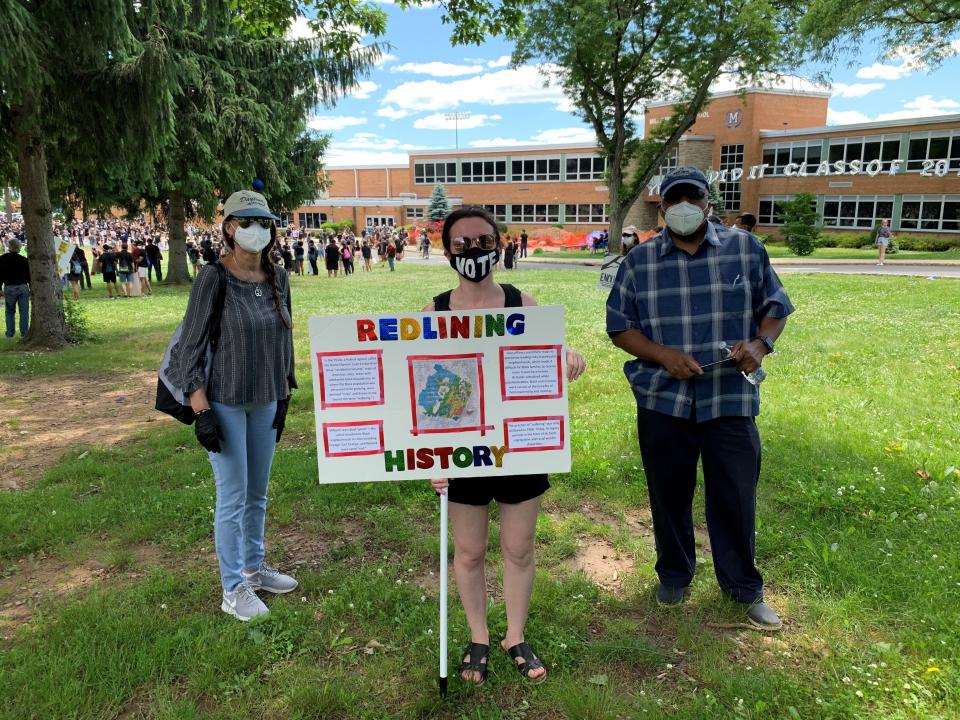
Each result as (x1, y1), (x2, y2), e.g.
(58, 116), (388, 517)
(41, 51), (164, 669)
(513, 0), (809, 253)
(0, 1), (173, 348)
(81, 1), (385, 283)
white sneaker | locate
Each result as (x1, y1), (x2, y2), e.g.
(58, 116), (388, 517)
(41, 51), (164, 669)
(243, 561), (298, 594)
(221, 581), (269, 621)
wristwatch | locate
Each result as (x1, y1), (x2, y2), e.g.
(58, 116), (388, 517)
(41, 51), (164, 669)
(754, 335), (775, 355)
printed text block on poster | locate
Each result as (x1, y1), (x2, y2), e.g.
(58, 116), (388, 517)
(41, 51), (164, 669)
(500, 345), (563, 400)
(317, 350), (384, 409)
(407, 353), (489, 436)
(323, 420), (385, 457)
(504, 416), (565, 452)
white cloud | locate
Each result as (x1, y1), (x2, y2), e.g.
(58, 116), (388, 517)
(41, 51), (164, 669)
(323, 132), (434, 167)
(875, 95), (960, 121)
(375, 52), (398, 67)
(532, 127), (596, 144)
(371, 0), (438, 6)
(324, 150), (409, 166)
(348, 81), (378, 100)
(826, 108), (871, 125)
(286, 16), (314, 40)
(468, 126), (596, 148)
(467, 137), (528, 147)
(826, 95), (960, 125)
(381, 65), (569, 115)
(831, 82), (885, 98)
(377, 106), (412, 120)
(391, 61), (485, 77)
(487, 55), (512, 68)
(307, 115), (368, 131)
(709, 73), (828, 95)
(856, 61), (914, 81)
(334, 132), (430, 152)
(413, 113), (502, 130)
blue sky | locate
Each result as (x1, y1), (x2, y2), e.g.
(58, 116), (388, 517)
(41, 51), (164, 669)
(294, 5), (960, 166)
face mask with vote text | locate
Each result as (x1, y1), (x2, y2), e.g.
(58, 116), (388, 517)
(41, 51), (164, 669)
(449, 246), (499, 282)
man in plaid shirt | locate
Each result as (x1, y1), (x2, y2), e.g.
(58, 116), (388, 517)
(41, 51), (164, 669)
(606, 166), (794, 630)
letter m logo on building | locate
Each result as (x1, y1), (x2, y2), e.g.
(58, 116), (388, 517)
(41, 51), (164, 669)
(725, 110), (742, 128)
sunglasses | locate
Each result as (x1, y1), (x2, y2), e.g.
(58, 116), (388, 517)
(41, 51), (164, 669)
(450, 234), (497, 254)
(233, 217), (274, 230)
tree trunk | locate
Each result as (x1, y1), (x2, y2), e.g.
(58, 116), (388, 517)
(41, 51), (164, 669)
(607, 156), (626, 255)
(164, 189), (191, 284)
(12, 100), (67, 350)
(3, 187), (14, 220)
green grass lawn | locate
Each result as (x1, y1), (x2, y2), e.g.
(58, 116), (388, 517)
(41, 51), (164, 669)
(538, 246), (960, 261)
(1, 266), (958, 719)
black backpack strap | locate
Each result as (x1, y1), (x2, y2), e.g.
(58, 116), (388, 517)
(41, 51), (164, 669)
(208, 262), (228, 348)
(499, 283), (523, 308)
(433, 289), (453, 311)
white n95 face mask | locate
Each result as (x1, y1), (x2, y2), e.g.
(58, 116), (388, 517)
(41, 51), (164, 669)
(234, 224), (272, 253)
(664, 202), (706, 237)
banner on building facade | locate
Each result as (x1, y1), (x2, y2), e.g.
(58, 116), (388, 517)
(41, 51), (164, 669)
(308, 306), (571, 484)
(648, 158), (960, 195)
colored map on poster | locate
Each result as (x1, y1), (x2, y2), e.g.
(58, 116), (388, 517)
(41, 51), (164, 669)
(410, 357), (482, 431)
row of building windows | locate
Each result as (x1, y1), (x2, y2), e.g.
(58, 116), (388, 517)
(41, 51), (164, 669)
(761, 129), (960, 175)
(413, 155), (606, 185)
(400, 203), (609, 224)
(297, 212), (328, 228)
(758, 194), (960, 232)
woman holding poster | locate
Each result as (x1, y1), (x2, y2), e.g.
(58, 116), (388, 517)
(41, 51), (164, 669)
(427, 207), (586, 685)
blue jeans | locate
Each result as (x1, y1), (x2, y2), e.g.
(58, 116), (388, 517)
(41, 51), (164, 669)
(208, 400), (278, 592)
(4, 284), (29, 337)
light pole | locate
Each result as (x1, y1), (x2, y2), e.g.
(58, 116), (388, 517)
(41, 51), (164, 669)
(444, 112), (471, 149)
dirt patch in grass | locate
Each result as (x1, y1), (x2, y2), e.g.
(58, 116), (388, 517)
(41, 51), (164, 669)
(567, 537), (635, 593)
(0, 542), (165, 637)
(0, 370), (165, 490)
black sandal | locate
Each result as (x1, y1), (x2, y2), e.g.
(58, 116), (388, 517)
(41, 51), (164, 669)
(504, 641), (547, 684)
(459, 641), (489, 685)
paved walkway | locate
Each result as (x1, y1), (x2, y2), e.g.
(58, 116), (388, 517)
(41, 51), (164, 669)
(509, 255), (960, 279)
(402, 253), (960, 278)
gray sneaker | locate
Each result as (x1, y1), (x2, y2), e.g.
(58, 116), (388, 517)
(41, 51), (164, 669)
(221, 582), (269, 622)
(243, 561), (298, 594)
(745, 600), (782, 631)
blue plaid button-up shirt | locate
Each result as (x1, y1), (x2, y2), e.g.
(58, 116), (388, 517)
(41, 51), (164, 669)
(605, 223), (794, 422)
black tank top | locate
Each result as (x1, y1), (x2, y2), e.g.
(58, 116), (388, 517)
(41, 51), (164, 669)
(432, 283), (522, 311)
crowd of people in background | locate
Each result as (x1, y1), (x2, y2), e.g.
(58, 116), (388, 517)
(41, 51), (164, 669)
(0, 215), (437, 311)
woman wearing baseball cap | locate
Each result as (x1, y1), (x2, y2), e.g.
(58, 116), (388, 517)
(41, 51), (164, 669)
(167, 188), (298, 621)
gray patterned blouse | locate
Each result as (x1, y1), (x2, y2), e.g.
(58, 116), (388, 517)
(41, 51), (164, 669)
(167, 263), (296, 405)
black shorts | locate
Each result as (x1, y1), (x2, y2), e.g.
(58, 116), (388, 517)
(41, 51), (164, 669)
(103, 271), (117, 284)
(448, 474), (550, 506)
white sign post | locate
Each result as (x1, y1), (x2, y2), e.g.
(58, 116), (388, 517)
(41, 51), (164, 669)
(308, 306), (571, 697)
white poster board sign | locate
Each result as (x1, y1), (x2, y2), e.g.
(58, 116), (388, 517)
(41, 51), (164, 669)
(56, 239), (78, 277)
(309, 306), (570, 483)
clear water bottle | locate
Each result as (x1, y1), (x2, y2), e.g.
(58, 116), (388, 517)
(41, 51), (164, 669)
(717, 342), (766, 386)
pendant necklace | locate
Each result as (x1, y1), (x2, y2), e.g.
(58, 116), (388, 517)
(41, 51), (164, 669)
(230, 254), (263, 297)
